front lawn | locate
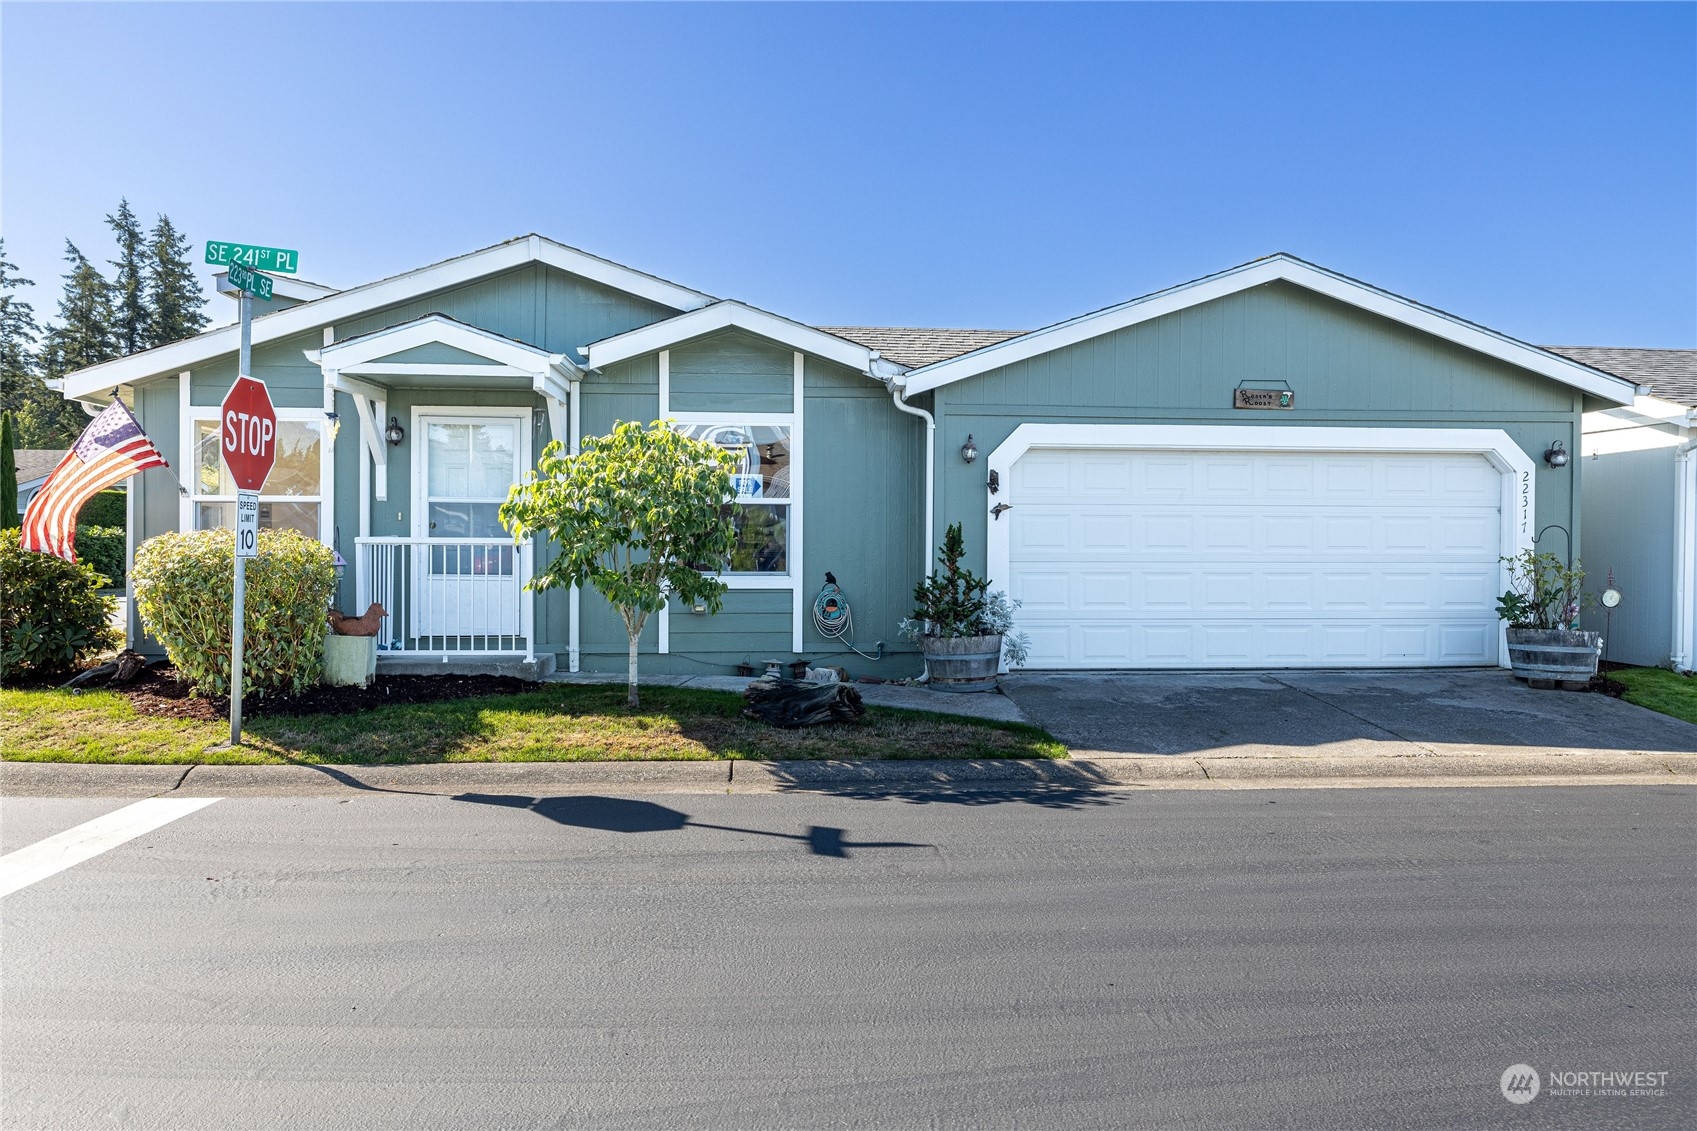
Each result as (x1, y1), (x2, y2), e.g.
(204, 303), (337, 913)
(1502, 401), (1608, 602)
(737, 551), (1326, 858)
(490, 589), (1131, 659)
(0, 683), (1065, 765)
(1611, 666), (1697, 726)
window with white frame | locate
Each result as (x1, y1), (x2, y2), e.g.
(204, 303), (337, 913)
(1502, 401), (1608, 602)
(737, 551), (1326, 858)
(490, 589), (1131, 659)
(675, 422), (792, 574)
(190, 413), (325, 538)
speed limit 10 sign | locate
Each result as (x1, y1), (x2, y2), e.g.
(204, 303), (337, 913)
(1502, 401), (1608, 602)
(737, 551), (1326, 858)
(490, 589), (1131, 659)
(235, 491), (260, 558)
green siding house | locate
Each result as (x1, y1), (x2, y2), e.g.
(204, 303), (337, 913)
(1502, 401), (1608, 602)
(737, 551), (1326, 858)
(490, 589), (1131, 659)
(53, 236), (1641, 676)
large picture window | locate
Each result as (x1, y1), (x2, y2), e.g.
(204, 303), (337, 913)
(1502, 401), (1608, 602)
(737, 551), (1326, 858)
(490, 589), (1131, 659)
(190, 414), (324, 538)
(676, 422), (791, 574)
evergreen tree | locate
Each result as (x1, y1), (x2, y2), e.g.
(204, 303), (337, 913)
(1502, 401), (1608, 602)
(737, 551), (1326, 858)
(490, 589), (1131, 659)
(0, 239), (40, 401)
(1, 412), (18, 529)
(0, 240), (84, 449)
(145, 214), (208, 348)
(106, 199), (150, 354)
(42, 241), (116, 376)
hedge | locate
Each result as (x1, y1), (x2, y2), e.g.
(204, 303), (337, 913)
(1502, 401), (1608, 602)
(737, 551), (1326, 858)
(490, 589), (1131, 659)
(1, 530), (119, 681)
(75, 525), (126, 588)
(77, 489), (126, 530)
(133, 528), (337, 697)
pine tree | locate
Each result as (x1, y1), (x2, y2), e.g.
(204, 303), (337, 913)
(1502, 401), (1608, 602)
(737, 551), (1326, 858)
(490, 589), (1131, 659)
(0, 239), (40, 402)
(0, 240), (85, 449)
(42, 241), (116, 376)
(1, 411), (19, 529)
(106, 198), (150, 354)
(146, 214), (208, 348)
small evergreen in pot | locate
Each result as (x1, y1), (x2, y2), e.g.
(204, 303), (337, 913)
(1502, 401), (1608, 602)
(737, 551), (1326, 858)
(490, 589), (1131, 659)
(900, 523), (1031, 692)
(1497, 550), (1601, 689)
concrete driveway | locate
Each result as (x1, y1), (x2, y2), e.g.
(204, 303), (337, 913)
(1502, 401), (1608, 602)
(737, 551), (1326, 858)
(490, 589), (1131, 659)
(1001, 668), (1697, 759)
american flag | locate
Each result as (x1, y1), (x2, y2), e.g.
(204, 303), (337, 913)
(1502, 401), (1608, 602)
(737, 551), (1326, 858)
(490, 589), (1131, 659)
(20, 399), (168, 562)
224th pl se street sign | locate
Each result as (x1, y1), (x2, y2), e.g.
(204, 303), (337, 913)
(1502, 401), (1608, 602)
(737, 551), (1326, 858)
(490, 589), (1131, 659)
(205, 241), (299, 274)
(220, 375), (278, 493)
(226, 260), (274, 301)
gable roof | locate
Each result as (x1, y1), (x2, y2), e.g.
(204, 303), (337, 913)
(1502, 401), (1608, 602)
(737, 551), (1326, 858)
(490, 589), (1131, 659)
(585, 300), (903, 378)
(817, 327), (1026, 369)
(56, 234), (714, 401)
(305, 312), (580, 379)
(1543, 346), (1697, 408)
(896, 253), (1640, 405)
(14, 448), (68, 486)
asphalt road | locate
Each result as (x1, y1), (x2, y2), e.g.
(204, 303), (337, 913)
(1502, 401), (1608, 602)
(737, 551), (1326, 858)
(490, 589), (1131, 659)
(3, 784), (1692, 1130)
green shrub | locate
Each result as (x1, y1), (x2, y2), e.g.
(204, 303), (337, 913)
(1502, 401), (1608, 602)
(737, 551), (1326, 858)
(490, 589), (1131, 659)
(75, 525), (126, 588)
(133, 528), (336, 697)
(0, 530), (119, 682)
(77, 489), (126, 530)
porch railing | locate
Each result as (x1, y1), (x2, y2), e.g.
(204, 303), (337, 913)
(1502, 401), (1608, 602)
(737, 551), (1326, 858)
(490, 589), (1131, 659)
(354, 537), (534, 658)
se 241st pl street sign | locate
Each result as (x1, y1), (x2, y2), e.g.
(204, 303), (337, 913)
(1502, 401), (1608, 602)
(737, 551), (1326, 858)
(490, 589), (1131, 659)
(205, 241), (299, 274)
(225, 260), (274, 301)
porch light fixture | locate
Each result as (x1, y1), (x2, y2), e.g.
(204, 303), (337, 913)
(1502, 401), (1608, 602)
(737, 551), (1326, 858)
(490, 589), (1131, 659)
(1543, 440), (1569, 469)
(385, 416), (406, 446)
(960, 434), (978, 463)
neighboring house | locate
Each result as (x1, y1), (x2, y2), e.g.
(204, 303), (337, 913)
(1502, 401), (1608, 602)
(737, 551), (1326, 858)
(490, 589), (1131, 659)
(1556, 347), (1696, 671)
(15, 449), (69, 510)
(51, 237), (1642, 676)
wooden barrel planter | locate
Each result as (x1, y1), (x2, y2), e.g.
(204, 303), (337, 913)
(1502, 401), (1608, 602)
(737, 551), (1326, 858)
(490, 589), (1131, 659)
(1506, 628), (1602, 690)
(921, 633), (1004, 693)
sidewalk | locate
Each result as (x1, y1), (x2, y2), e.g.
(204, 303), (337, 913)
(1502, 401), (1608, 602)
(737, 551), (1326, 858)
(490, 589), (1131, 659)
(5, 749), (1693, 798)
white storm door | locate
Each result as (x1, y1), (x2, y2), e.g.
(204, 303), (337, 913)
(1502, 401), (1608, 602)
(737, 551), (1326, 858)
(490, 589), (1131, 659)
(1008, 448), (1504, 669)
(414, 414), (523, 640)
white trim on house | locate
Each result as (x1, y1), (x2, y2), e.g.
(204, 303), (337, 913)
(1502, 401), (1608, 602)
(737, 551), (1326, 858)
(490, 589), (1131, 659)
(59, 235), (712, 400)
(306, 313), (582, 380)
(585, 300), (889, 377)
(901, 254), (1639, 405)
(181, 404), (334, 542)
(1674, 440), (1697, 672)
(982, 423), (1538, 670)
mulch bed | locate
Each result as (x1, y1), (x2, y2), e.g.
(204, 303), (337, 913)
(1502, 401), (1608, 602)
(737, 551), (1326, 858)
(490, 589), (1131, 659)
(43, 664), (539, 721)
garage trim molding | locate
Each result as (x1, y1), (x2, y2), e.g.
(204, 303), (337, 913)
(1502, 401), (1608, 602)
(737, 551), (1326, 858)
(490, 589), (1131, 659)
(984, 424), (1538, 670)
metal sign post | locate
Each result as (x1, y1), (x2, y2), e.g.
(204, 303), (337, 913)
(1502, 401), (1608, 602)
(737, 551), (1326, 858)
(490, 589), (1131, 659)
(230, 288), (252, 745)
(212, 240), (289, 746)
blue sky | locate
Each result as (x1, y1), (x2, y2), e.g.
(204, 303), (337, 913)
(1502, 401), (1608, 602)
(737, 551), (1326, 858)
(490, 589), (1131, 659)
(4, 2), (1693, 346)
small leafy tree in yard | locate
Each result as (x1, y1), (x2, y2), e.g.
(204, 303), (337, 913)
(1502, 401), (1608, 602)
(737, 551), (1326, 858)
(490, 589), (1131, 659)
(1, 530), (118, 682)
(133, 528), (336, 697)
(500, 420), (739, 707)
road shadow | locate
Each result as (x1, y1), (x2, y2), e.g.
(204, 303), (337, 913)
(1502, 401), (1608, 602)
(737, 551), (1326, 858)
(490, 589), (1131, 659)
(451, 793), (931, 858)
(747, 759), (1124, 811)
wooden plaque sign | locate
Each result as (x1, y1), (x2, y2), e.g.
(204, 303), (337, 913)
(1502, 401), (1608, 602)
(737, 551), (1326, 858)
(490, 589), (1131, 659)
(1234, 388), (1295, 410)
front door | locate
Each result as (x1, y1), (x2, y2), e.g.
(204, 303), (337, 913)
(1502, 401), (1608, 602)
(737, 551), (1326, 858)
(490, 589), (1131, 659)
(413, 413), (524, 642)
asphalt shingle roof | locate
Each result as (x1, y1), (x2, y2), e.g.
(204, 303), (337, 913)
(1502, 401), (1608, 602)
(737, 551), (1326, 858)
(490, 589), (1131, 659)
(1543, 347), (1697, 408)
(816, 327), (1027, 369)
(14, 449), (68, 483)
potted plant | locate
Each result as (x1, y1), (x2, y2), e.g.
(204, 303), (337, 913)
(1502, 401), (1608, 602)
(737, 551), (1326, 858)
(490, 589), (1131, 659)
(900, 523), (1031, 692)
(1497, 550), (1601, 690)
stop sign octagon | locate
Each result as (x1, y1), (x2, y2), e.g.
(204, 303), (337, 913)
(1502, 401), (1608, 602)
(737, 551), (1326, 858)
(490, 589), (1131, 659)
(221, 375), (278, 492)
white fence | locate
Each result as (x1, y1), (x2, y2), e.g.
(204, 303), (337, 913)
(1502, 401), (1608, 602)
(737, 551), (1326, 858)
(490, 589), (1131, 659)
(354, 537), (534, 658)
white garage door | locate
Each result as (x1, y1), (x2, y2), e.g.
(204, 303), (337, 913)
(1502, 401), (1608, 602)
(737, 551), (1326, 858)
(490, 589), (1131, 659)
(1006, 448), (1504, 669)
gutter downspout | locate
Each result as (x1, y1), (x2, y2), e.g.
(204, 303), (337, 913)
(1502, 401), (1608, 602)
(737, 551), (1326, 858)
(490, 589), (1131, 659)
(889, 384), (935, 583)
(1673, 435), (1697, 672)
(567, 375), (583, 673)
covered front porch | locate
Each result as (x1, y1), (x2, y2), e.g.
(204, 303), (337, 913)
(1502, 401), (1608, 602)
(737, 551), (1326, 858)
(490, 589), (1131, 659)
(307, 313), (582, 664)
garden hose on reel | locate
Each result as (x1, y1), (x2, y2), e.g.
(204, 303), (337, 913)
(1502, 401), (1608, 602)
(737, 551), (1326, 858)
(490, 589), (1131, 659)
(812, 572), (884, 660)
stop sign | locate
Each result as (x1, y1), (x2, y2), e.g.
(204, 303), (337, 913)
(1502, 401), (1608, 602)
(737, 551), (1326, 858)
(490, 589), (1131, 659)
(220, 375), (278, 492)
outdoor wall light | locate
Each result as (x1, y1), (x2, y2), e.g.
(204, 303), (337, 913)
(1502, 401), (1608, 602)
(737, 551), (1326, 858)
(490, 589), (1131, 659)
(385, 416), (406, 446)
(960, 434), (979, 463)
(1543, 440), (1569, 469)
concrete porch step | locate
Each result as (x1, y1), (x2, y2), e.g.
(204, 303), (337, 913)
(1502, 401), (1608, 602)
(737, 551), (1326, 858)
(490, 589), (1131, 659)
(375, 653), (556, 680)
